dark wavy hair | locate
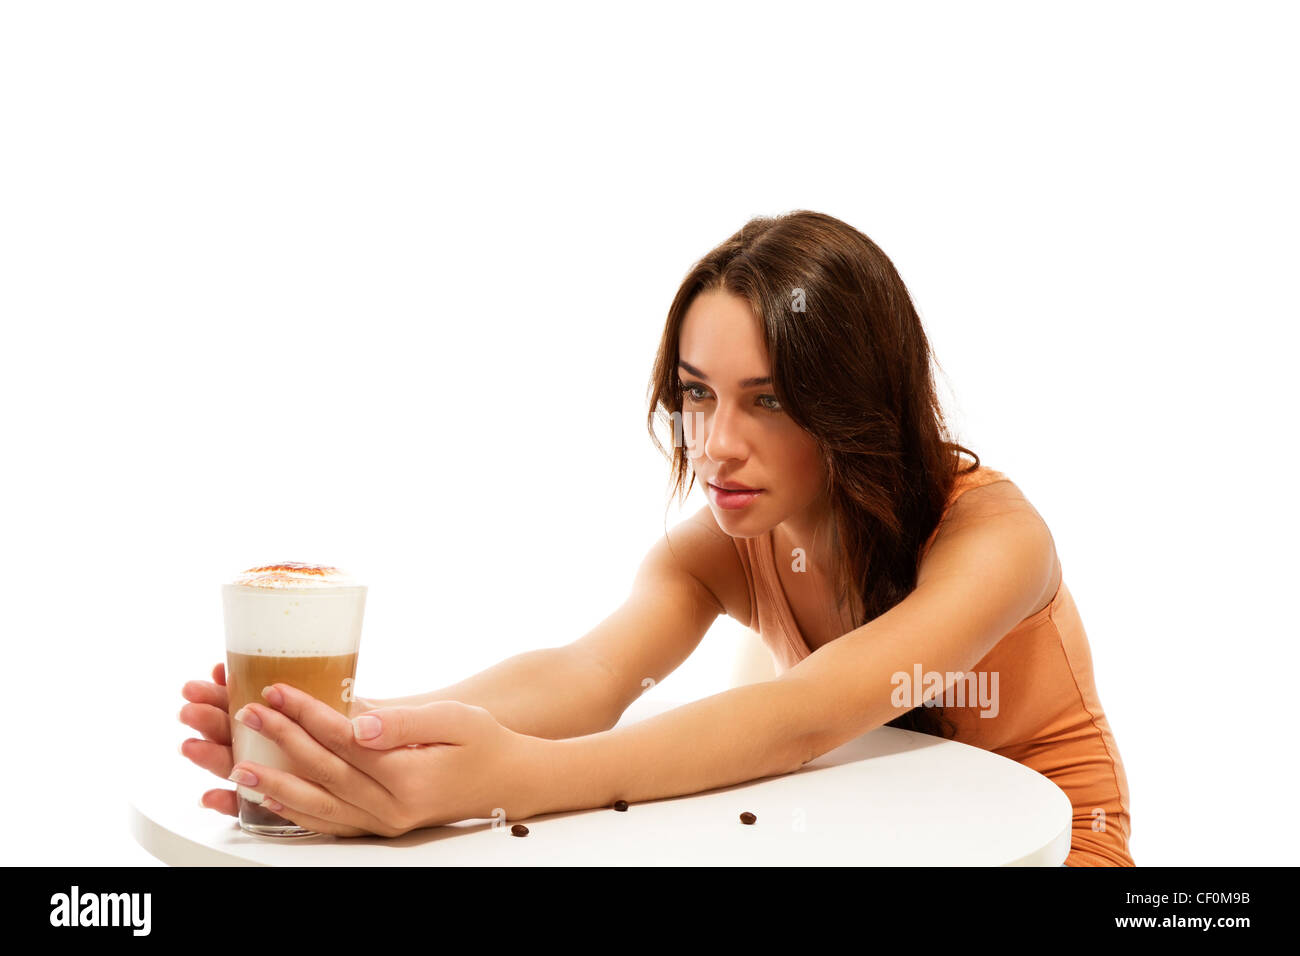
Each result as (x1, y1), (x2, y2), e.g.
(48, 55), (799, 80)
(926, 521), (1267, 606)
(644, 210), (979, 739)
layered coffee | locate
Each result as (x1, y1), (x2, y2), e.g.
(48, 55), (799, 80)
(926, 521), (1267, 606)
(221, 562), (366, 837)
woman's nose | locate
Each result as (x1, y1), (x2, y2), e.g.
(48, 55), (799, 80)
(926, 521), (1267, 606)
(703, 404), (748, 461)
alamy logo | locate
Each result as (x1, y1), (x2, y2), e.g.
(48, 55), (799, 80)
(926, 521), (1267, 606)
(891, 664), (1000, 718)
(49, 885), (151, 936)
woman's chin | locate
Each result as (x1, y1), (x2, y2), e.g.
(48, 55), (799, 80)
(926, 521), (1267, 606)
(710, 504), (770, 536)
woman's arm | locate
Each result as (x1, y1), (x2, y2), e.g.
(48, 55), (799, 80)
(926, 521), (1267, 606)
(367, 646), (623, 741)
(523, 499), (1056, 815)
(532, 677), (813, 813)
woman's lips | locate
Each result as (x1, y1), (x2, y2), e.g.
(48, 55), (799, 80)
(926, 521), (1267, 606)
(708, 482), (763, 510)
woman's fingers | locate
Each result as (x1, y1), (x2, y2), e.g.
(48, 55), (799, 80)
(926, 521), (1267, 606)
(179, 700), (232, 746)
(228, 761), (400, 837)
(182, 678), (229, 714)
(234, 698), (391, 807)
(190, 665), (237, 818)
(181, 669), (231, 748)
(199, 787), (239, 817)
(180, 736), (234, 780)
(349, 700), (478, 749)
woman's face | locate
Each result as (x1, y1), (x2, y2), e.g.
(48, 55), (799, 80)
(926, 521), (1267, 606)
(676, 289), (829, 541)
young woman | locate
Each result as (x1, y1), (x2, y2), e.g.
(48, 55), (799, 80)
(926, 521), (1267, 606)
(179, 211), (1134, 865)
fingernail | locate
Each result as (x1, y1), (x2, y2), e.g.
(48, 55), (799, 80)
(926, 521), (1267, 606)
(262, 685), (284, 708)
(229, 768), (258, 786)
(198, 797), (207, 809)
(178, 740), (188, 757)
(263, 798), (283, 813)
(352, 715), (381, 740)
(233, 706), (262, 730)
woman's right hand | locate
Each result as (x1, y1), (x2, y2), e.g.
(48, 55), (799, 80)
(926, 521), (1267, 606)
(180, 662), (381, 817)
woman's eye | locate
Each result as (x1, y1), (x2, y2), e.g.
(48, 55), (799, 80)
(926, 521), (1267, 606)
(678, 381), (707, 402)
(678, 381), (781, 412)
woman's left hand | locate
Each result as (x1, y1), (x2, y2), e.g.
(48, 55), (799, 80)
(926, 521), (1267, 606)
(228, 685), (550, 837)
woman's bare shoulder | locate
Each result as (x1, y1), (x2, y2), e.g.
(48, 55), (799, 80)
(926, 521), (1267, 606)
(946, 475), (1049, 529)
(934, 476), (1061, 614)
(663, 505), (753, 628)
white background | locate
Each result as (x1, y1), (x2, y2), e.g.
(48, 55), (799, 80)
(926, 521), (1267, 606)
(2, 1), (1295, 866)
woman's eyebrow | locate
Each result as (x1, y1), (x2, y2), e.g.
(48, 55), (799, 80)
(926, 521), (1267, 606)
(678, 360), (772, 388)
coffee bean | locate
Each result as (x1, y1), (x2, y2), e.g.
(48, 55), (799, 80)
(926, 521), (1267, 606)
(511, 824), (529, 836)
(613, 800), (629, 812)
(740, 812), (757, 825)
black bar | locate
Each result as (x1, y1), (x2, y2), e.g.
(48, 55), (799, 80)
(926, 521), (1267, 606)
(6, 865), (1283, 939)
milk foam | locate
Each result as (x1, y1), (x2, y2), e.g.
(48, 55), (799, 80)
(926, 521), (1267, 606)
(223, 563), (366, 656)
(230, 562), (361, 589)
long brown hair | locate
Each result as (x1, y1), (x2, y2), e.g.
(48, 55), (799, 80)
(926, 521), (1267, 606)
(645, 210), (979, 739)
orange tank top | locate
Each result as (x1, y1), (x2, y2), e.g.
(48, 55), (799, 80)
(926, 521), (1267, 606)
(731, 462), (1135, 866)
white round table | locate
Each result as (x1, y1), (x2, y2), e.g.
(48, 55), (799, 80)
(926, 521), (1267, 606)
(133, 696), (1072, 866)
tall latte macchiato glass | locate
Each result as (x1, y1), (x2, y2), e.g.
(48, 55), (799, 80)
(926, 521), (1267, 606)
(222, 562), (366, 837)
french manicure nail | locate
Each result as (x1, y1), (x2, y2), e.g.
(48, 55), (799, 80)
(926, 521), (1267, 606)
(233, 706), (262, 730)
(352, 715), (381, 740)
(229, 768), (258, 786)
(262, 685), (284, 708)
